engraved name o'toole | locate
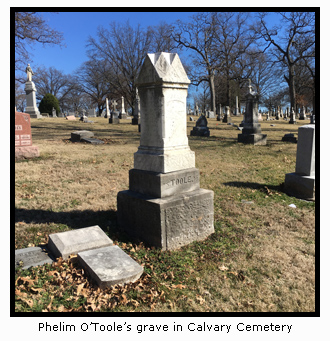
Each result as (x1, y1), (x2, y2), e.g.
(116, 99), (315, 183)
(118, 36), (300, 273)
(169, 175), (194, 187)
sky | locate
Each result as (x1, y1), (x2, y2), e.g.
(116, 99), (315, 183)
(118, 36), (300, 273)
(24, 11), (198, 75)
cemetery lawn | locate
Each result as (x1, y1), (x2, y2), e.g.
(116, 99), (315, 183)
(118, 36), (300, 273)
(15, 117), (316, 312)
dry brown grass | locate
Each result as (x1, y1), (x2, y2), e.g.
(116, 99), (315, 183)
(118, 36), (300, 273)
(15, 115), (315, 312)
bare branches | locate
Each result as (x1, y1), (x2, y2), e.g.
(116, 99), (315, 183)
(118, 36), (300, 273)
(15, 12), (64, 77)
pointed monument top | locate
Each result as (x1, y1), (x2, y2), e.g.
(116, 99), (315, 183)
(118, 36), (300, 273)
(137, 52), (190, 86)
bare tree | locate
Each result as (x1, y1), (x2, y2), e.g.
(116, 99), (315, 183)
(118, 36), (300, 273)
(87, 21), (153, 114)
(75, 58), (114, 116)
(254, 12), (315, 111)
(212, 12), (257, 107)
(14, 12), (64, 80)
(172, 12), (219, 112)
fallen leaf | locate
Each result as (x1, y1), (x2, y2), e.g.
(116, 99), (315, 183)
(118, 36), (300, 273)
(219, 265), (229, 271)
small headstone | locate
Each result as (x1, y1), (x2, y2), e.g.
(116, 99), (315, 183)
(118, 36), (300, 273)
(222, 106), (232, 123)
(78, 245), (144, 288)
(71, 130), (94, 142)
(66, 115), (76, 121)
(284, 124), (315, 200)
(15, 111), (40, 159)
(207, 111), (215, 119)
(47, 225), (113, 259)
(282, 133), (297, 143)
(189, 116), (194, 121)
(190, 115), (210, 137)
(15, 247), (53, 269)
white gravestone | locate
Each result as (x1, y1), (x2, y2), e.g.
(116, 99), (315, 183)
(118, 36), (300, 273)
(134, 52), (195, 173)
(117, 52), (214, 250)
(284, 124), (315, 200)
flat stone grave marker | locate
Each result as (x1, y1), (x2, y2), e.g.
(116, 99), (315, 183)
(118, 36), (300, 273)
(47, 225), (113, 260)
(71, 130), (94, 142)
(15, 247), (54, 269)
(78, 245), (144, 288)
(80, 137), (104, 144)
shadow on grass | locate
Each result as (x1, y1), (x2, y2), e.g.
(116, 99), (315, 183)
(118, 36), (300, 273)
(15, 207), (131, 243)
(223, 181), (284, 193)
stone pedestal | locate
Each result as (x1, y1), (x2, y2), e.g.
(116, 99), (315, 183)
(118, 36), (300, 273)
(24, 81), (41, 118)
(117, 52), (214, 250)
(238, 91), (267, 145)
(285, 124), (315, 200)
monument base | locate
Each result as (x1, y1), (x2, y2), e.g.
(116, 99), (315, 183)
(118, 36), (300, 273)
(15, 145), (40, 160)
(117, 188), (214, 250)
(289, 120), (297, 124)
(132, 117), (139, 125)
(238, 133), (267, 145)
(119, 113), (127, 120)
(25, 109), (41, 119)
(190, 126), (210, 137)
(109, 118), (120, 124)
(284, 172), (315, 201)
(222, 116), (232, 123)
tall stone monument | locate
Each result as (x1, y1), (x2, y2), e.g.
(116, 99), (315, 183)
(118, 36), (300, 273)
(117, 52), (214, 250)
(119, 96), (127, 119)
(237, 80), (267, 145)
(24, 64), (41, 118)
(105, 98), (110, 118)
(284, 124), (315, 200)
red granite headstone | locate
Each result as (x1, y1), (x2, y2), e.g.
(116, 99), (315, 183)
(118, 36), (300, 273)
(15, 111), (39, 159)
(15, 112), (32, 147)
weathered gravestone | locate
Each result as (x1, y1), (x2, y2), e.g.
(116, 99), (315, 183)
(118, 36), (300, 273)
(48, 225), (113, 260)
(15, 247), (54, 269)
(109, 99), (120, 124)
(88, 108), (97, 117)
(282, 133), (297, 143)
(15, 111), (40, 159)
(78, 246), (144, 288)
(222, 106), (232, 123)
(190, 115), (210, 137)
(117, 52), (214, 250)
(284, 124), (315, 200)
(237, 81), (267, 145)
(207, 111), (215, 119)
(289, 107), (297, 124)
(71, 130), (94, 142)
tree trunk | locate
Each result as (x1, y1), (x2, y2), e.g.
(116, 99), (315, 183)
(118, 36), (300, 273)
(209, 71), (216, 112)
(288, 64), (296, 111)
